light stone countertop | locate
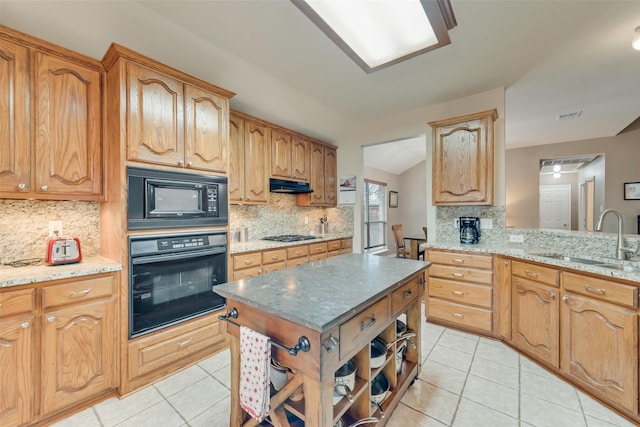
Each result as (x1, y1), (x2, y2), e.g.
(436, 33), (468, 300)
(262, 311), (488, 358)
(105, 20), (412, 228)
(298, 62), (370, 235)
(0, 256), (122, 288)
(215, 253), (430, 332)
(422, 241), (640, 283)
(229, 233), (353, 254)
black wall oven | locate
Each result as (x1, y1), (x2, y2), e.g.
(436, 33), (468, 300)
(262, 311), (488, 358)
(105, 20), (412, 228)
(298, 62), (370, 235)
(127, 166), (228, 230)
(128, 232), (227, 339)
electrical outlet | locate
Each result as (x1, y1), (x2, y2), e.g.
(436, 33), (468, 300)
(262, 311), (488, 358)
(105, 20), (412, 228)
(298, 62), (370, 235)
(454, 219), (460, 229)
(480, 218), (493, 229)
(509, 234), (524, 243)
(49, 220), (63, 237)
(304, 216), (309, 225)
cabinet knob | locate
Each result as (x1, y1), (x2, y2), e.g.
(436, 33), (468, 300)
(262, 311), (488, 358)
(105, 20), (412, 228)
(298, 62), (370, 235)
(18, 183), (27, 190)
(562, 295), (569, 302)
(324, 335), (339, 353)
(548, 291), (556, 299)
(47, 316), (56, 323)
(240, 196), (244, 200)
(21, 321), (30, 329)
(187, 161), (193, 167)
(178, 160), (184, 166)
(40, 185), (48, 191)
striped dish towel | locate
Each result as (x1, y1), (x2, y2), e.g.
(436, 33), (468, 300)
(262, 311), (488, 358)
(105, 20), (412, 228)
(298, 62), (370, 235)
(239, 326), (272, 421)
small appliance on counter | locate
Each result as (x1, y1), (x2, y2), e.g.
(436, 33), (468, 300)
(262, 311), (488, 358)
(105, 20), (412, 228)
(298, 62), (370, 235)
(459, 217), (481, 245)
(46, 236), (82, 265)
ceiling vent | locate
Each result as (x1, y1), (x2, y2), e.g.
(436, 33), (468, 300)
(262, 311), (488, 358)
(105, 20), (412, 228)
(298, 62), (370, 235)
(539, 155), (599, 174)
(556, 111), (583, 120)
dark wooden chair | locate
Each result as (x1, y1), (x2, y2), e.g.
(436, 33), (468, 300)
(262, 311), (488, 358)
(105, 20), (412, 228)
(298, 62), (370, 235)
(391, 224), (411, 258)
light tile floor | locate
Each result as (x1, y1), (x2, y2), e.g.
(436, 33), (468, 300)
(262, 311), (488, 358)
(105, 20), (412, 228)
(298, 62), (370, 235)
(52, 310), (637, 427)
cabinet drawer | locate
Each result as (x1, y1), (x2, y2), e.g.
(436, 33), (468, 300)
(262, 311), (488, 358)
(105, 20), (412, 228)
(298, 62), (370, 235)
(233, 266), (263, 280)
(263, 262), (286, 274)
(42, 276), (114, 308)
(428, 297), (492, 333)
(392, 279), (420, 314)
(309, 242), (327, 255)
(262, 249), (286, 265)
(428, 251), (492, 269)
(562, 272), (638, 308)
(428, 264), (493, 285)
(309, 253), (327, 262)
(340, 296), (390, 359)
(287, 257), (308, 268)
(429, 278), (492, 309)
(512, 261), (559, 287)
(327, 240), (341, 252)
(0, 288), (35, 318)
(341, 239), (352, 250)
(287, 245), (309, 259)
(129, 317), (224, 378)
(233, 253), (262, 270)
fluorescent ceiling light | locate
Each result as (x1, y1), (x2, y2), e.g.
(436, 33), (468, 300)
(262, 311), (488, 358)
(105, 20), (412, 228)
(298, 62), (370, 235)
(292, 0), (456, 73)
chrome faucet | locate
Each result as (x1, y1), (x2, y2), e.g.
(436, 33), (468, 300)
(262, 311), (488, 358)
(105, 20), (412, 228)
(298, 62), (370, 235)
(595, 209), (638, 260)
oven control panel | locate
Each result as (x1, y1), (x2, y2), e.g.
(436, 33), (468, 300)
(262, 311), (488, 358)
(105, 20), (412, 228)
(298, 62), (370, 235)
(158, 236), (208, 250)
(129, 232), (227, 257)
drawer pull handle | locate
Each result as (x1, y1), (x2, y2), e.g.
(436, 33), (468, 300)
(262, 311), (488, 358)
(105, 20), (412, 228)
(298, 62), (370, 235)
(325, 335), (339, 353)
(47, 316), (56, 323)
(296, 251), (302, 255)
(272, 255), (279, 260)
(451, 312), (464, 318)
(452, 258), (465, 264)
(402, 290), (413, 299)
(452, 272), (465, 278)
(178, 338), (193, 347)
(243, 259), (254, 265)
(451, 290), (465, 296)
(0, 303), (2, 308)
(524, 270), (539, 278)
(360, 315), (376, 330)
(21, 321), (30, 329)
(584, 285), (606, 295)
(70, 289), (92, 297)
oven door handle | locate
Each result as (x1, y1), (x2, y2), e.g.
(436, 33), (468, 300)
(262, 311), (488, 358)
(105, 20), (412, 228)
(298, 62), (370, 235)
(131, 247), (226, 265)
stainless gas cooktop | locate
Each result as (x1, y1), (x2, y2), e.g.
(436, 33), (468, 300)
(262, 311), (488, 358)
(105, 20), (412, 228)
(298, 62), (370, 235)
(262, 235), (317, 242)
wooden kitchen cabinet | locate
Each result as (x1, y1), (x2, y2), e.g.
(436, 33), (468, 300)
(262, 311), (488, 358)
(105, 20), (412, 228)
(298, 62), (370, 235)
(560, 273), (638, 414)
(429, 109), (498, 205)
(425, 249), (494, 335)
(271, 129), (310, 181)
(296, 142), (337, 207)
(0, 311), (35, 427)
(228, 111), (270, 204)
(0, 26), (104, 200)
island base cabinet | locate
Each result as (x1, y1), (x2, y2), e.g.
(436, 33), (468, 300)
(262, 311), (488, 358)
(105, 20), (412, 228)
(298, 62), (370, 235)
(41, 299), (117, 414)
(511, 277), (559, 368)
(560, 292), (638, 414)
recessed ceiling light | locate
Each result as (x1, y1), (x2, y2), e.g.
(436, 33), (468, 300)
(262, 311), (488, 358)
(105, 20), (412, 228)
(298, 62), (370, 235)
(632, 26), (640, 51)
(292, 0), (456, 73)
(553, 172), (561, 179)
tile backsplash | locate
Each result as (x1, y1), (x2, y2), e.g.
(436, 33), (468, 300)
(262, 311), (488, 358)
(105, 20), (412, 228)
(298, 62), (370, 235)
(0, 199), (101, 264)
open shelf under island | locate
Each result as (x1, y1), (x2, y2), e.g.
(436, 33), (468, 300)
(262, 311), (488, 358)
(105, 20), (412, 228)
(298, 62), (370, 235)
(214, 253), (430, 427)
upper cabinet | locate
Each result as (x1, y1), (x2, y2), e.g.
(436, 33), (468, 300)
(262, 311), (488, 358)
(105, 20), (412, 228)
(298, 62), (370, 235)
(296, 141), (337, 207)
(0, 26), (104, 200)
(271, 129), (309, 181)
(229, 111), (269, 204)
(429, 109), (498, 206)
(102, 43), (234, 175)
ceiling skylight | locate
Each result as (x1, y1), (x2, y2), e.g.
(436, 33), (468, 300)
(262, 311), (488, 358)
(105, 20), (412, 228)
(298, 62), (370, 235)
(292, 0), (456, 73)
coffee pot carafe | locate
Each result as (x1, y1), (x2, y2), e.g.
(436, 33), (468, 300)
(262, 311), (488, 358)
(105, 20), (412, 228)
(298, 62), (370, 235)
(459, 217), (481, 244)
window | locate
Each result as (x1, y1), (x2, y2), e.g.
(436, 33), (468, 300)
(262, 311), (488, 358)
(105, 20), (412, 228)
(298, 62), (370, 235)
(364, 179), (386, 249)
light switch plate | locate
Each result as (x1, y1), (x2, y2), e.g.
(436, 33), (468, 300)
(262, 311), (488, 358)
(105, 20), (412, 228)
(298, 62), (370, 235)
(480, 218), (493, 229)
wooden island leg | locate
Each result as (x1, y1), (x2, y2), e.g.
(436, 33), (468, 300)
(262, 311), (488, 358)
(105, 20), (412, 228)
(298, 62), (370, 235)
(301, 376), (334, 427)
(229, 334), (246, 426)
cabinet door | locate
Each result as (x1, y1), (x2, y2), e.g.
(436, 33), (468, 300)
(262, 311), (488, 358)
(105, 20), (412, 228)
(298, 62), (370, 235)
(560, 292), (638, 413)
(511, 277), (559, 368)
(228, 115), (245, 202)
(0, 315), (34, 427)
(309, 143), (325, 205)
(271, 129), (293, 179)
(33, 52), (102, 196)
(291, 135), (309, 181)
(184, 84), (228, 173)
(0, 40), (30, 194)
(41, 299), (116, 414)
(324, 146), (337, 206)
(243, 120), (269, 204)
(127, 62), (184, 167)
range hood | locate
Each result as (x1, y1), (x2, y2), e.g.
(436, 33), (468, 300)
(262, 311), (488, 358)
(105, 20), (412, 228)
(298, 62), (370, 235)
(269, 178), (314, 194)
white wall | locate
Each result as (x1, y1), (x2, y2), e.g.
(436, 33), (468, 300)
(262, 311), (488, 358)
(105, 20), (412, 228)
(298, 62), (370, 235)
(398, 161), (428, 239)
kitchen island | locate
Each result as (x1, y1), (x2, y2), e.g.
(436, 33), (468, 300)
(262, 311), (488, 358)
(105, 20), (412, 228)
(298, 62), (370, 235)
(215, 253), (430, 427)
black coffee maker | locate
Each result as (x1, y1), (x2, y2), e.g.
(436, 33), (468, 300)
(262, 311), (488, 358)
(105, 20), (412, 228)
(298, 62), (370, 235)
(459, 217), (481, 244)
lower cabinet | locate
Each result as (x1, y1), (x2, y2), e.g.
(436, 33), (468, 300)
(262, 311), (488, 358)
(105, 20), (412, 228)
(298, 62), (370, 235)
(0, 273), (117, 427)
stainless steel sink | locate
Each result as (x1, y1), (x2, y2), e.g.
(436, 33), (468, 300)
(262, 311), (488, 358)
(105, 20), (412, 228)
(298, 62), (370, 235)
(596, 264), (640, 273)
(534, 253), (603, 265)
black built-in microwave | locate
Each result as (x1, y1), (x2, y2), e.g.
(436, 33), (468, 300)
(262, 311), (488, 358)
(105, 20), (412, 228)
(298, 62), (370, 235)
(127, 167), (228, 230)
